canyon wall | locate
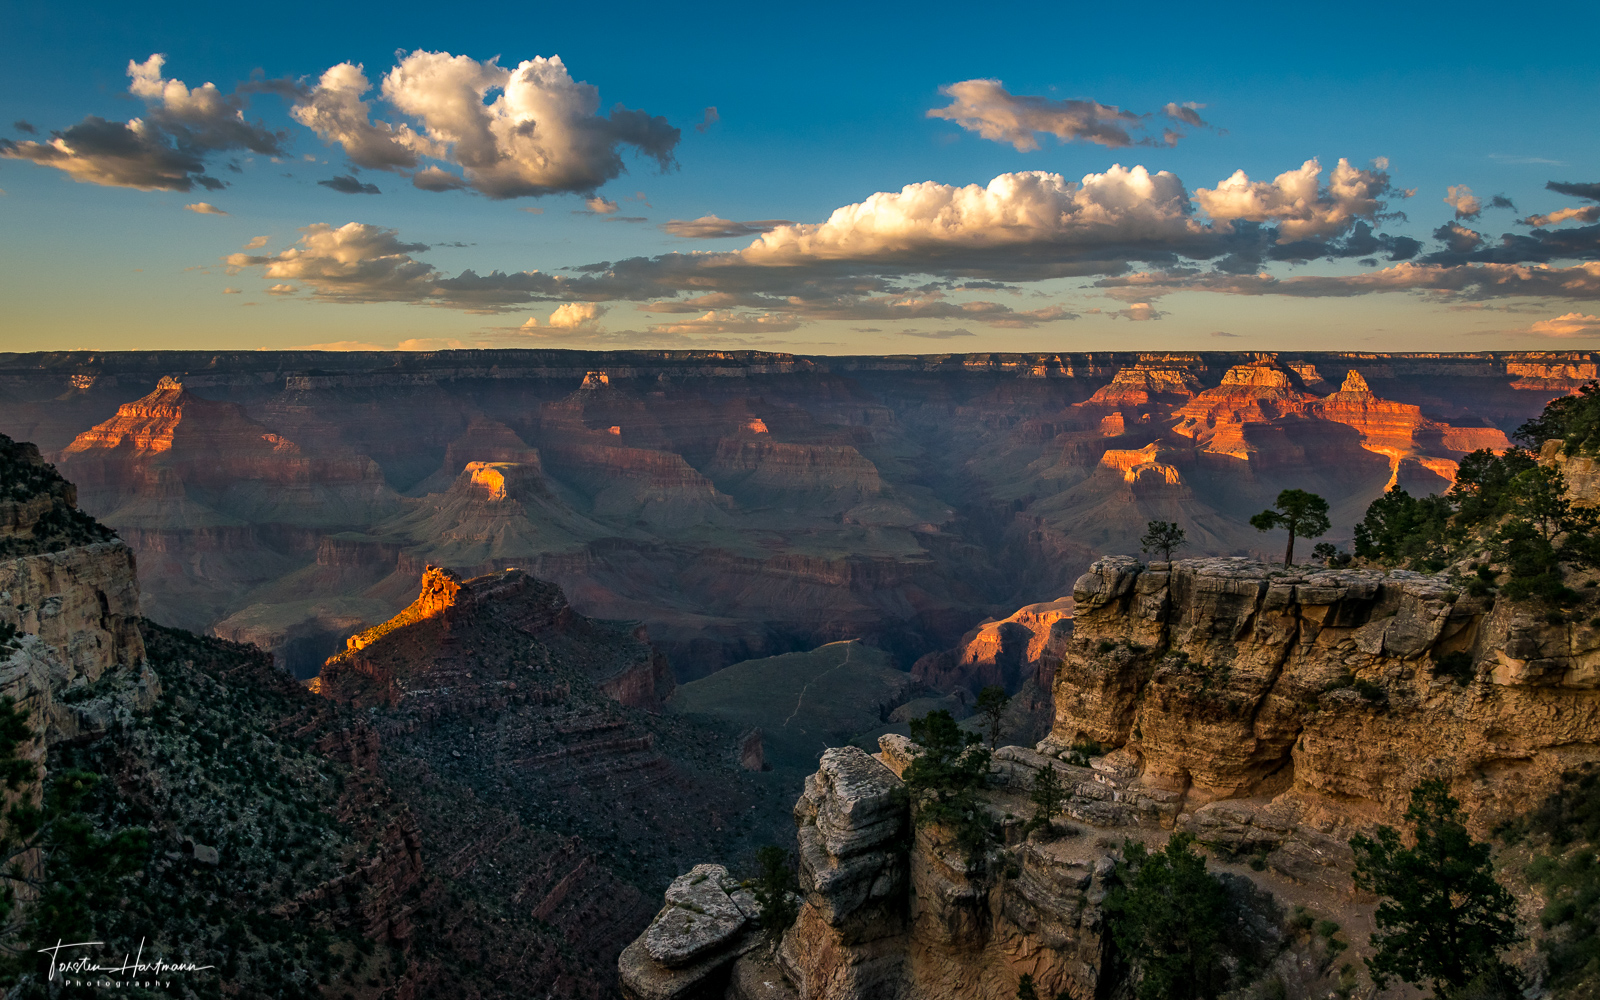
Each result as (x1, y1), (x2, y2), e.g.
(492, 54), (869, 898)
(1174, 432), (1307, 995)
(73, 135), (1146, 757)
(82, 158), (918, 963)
(0, 350), (1587, 680)
(624, 550), (1600, 1000)
(0, 433), (155, 755)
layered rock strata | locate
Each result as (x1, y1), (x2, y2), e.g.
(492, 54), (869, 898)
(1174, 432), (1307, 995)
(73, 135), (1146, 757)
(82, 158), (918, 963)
(628, 550), (1600, 1000)
(1048, 556), (1600, 846)
(0, 433), (155, 749)
(619, 864), (764, 1000)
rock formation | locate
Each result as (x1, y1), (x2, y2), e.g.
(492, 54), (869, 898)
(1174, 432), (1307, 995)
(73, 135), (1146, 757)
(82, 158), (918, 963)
(53, 377), (402, 631)
(0, 432), (155, 751)
(625, 548), (1600, 999)
(0, 351), (1582, 678)
(316, 564), (674, 712)
(619, 864), (765, 999)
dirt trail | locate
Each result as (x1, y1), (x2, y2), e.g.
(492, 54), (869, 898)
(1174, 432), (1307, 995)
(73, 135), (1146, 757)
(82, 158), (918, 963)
(782, 641), (855, 729)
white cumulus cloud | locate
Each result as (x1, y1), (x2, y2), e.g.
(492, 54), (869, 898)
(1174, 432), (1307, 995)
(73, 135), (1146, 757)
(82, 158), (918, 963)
(742, 166), (1202, 266)
(185, 201), (227, 215)
(523, 302), (607, 329)
(1194, 157), (1397, 241)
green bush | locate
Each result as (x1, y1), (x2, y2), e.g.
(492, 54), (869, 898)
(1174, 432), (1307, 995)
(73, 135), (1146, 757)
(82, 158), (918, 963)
(1433, 651), (1476, 686)
(1105, 833), (1235, 1000)
(904, 710), (992, 859)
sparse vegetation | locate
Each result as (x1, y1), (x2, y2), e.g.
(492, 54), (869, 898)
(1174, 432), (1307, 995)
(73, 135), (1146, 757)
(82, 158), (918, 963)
(749, 845), (799, 941)
(1501, 762), (1600, 999)
(1311, 542), (1350, 567)
(976, 685), (1010, 749)
(1026, 764), (1067, 836)
(1105, 832), (1234, 1000)
(1433, 650), (1477, 685)
(1515, 379), (1600, 456)
(903, 710), (992, 859)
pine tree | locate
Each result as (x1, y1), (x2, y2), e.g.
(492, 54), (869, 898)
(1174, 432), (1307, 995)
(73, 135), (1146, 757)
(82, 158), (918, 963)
(1350, 780), (1522, 996)
(1249, 489), (1331, 566)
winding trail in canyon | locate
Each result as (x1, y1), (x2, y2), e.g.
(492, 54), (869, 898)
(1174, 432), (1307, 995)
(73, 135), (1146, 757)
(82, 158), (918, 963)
(782, 641), (856, 730)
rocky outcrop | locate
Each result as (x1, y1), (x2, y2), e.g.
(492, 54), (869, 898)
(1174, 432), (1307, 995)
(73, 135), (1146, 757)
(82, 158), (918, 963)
(619, 864), (763, 1000)
(317, 565), (673, 711)
(778, 747), (909, 1000)
(1050, 556), (1600, 841)
(0, 433), (155, 747)
(1542, 437), (1600, 507)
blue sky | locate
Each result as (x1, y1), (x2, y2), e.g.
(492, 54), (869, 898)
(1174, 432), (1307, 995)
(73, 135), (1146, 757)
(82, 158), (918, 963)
(2, 0), (1598, 353)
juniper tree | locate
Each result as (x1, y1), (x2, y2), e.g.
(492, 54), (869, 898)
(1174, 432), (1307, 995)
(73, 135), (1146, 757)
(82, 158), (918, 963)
(1104, 832), (1233, 1000)
(1027, 763), (1067, 835)
(975, 685), (1009, 749)
(903, 710), (992, 858)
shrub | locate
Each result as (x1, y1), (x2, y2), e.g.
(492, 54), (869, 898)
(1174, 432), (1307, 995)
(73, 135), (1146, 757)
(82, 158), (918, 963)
(1105, 833), (1235, 1000)
(1433, 651), (1476, 686)
(903, 710), (992, 859)
(749, 845), (799, 940)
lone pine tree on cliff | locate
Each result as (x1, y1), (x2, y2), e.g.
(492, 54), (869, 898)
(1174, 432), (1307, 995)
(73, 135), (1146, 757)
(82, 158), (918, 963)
(975, 685), (1009, 749)
(1250, 489), (1331, 566)
(1140, 520), (1187, 562)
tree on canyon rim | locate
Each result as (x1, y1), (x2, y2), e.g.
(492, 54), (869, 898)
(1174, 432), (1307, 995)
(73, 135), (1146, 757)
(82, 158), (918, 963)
(1139, 521), (1187, 563)
(903, 710), (992, 858)
(1249, 489), (1330, 566)
(1350, 779), (1522, 998)
(976, 685), (1009, 749)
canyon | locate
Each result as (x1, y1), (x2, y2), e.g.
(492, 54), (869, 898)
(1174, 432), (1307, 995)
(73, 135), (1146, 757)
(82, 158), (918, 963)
(623, 549), (1600, 1000)
(0, 350), (1581, 684)
(0, 430), (789, 997)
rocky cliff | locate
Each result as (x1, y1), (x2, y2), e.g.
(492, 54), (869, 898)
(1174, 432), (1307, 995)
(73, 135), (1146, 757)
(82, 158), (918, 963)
(315, 563), (674, 712)
(0, 432), (154, 753)
(625, 552), (1600, 1000)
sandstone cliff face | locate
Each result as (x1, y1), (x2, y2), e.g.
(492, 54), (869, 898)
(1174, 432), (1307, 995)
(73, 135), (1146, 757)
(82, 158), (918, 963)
(1052, 556), (1600, 845)
(627, 550), (1600, 1000)
(0, 433), (154, 750)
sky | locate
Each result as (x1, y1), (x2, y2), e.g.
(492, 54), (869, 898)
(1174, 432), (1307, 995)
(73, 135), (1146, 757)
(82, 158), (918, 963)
(2, 0), (1598, 355)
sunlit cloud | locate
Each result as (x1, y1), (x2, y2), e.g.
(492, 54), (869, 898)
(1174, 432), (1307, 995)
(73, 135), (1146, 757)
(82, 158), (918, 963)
(1528, 312), (1600, 337)
(185, 201), (227, 215)
(1444, 184), (1481, 220)
(1, 54), (285, 191)
(293, 50), (678, 199)
(928, 80), (1207, 150)
(660, 216), (794, 239)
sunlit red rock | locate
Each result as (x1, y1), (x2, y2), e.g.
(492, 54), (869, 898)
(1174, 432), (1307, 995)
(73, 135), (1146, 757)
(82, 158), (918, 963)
(1170, 363), (1316, 459)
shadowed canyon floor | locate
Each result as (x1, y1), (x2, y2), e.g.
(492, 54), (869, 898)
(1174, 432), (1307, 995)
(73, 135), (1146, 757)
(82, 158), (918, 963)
(0, 350), (1584, 682)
